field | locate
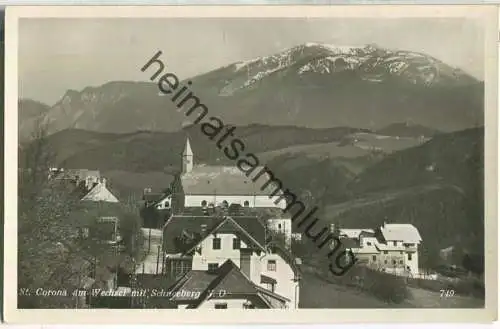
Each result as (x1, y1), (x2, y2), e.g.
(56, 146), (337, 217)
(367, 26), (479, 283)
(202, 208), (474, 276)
(299, 267), (484, 308)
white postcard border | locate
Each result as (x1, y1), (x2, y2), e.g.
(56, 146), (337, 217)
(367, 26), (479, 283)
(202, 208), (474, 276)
(3, 4), (498, 324)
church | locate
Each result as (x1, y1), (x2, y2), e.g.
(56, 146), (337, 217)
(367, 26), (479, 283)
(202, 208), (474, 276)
(167, 138), (288, 211)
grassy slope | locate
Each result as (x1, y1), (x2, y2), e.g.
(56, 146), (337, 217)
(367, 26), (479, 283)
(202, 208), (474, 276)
(299, 270), (483, 308)
(25, 125), (367, 172)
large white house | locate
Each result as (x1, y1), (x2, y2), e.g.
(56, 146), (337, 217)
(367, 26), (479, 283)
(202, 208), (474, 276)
(337, 222), (422, 275)
(158, 214), (301, 309)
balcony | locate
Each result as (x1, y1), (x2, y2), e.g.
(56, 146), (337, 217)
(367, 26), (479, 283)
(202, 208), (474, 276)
(404, 245), (418, 252)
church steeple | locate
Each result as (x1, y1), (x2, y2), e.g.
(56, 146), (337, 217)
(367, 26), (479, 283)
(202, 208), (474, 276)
(182, 138), (193, 174)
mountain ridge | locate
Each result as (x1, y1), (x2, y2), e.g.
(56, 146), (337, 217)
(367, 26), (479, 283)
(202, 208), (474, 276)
(19, 43), (483, 140)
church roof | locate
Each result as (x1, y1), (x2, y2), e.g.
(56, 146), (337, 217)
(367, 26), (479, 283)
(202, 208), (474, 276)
(180, 165), (281, 196)
(183, 138), (193, 156)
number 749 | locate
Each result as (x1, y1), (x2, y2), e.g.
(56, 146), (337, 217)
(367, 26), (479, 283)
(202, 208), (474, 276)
(440, 289), (455, 297)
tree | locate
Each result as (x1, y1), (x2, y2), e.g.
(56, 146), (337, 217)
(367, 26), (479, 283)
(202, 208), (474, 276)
(18, 121), (141, 308)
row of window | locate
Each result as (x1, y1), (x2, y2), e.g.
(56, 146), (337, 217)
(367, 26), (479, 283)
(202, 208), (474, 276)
(201, 200), (251, 207)
(371, 253), (412, 263)
(379, 251), (413, 260)
(364, 241), (415, 247)
(212, 237), (241, 250)
(372, 257), (404, 265)
(207, 260), (276, 272)
(207, 260), (276, 273)
(214, 302), (255, 309)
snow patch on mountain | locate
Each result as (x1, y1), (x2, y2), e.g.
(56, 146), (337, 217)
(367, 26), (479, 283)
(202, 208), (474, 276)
(219, 42), (475, 95)
(304, 42), (363, 55)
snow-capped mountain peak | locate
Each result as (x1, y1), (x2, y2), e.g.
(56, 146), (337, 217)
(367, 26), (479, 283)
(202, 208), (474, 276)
(222, 42), (476, 94)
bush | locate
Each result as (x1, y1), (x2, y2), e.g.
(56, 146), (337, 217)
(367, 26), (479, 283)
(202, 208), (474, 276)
(361, 268), (412, 304)
(302, 259), (412, 304)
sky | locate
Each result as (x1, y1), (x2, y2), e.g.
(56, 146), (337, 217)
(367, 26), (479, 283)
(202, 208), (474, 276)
(19, 17), (485, 105)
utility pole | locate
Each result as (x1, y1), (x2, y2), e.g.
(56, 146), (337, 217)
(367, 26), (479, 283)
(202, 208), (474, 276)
(148, 228), (152, 253)
(156, 245), (160, 275)
(114, 218), (118, 289)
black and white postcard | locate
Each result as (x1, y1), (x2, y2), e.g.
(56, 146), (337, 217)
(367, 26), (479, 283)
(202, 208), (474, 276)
(3, 4), (498, 324)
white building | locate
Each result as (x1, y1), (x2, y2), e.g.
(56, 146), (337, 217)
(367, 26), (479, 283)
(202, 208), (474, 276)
(159, 214), (301, 309)
(81, 178), (119, 203)
(337, 222), (422, 275)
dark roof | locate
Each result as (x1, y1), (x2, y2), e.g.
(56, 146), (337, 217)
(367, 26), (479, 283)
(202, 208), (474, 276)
(134, 273), (178, 290)
(359, 230), (376, 238)
(193, 216), (266, 252)
(162, 215), (222, 254)
(143, 192), (166, 203)
(260, 275), (277, 285)
(162, 214), (267, 254)
(167, 259), (288, 308)
(340, 237), (361, 249)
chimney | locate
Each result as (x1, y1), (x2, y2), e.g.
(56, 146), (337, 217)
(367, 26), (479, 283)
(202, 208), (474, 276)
(101, 177), (107, 186)
(239, 249), (252, 280)
(75, 175), (80, 187)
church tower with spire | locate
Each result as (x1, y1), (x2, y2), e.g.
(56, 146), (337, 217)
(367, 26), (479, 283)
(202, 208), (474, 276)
(182, 137), (194, 174)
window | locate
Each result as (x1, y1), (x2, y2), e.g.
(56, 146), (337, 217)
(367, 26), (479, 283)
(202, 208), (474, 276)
(393, 241), (397, 246)
(408, 253), (412, 261)
(384, 260), (388, 264)
(243, 302), (255, 309)
(222, 200), (229, 208)
(372, 255), (376, 261)
(201, 200), (207, 207)
(208, 263), (219, 271)
(400, 251), (403, 255)
(367, 242), (372, 246)
(233, 238), (241, 249)
(244, 201), (250, 207)
(267, 260), (277, 271)
(212, 237), (221, 250)
(392, 260), (396, 265)
(399, 260), (404, 265)
(383, 251), (388, 255)
(81, 227), (90, 238)
(278, 223), (282, 230)
(172, 260), (192, 277)
(214, 303), (227, 309)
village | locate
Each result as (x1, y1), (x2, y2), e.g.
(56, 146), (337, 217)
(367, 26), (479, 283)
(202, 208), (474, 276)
(35, 137), (432, 309)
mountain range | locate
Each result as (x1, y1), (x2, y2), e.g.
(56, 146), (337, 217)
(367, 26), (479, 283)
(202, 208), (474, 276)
(19, 43), (483, 141)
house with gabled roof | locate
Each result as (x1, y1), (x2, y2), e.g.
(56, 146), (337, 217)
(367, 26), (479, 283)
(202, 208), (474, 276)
(81, 178), (119, 203)
(160, 213), (301, 309)
(166, 259), (290, 309)
(336, 222), (422, 276)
